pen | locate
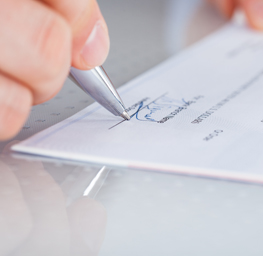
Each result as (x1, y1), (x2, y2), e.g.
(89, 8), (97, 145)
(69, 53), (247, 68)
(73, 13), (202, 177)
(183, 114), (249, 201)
(69, 66), (130, 121)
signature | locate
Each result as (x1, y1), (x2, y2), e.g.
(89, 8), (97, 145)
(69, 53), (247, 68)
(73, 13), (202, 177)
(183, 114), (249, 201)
(109, 94), (203, 130)
(133, 96), (191, 122)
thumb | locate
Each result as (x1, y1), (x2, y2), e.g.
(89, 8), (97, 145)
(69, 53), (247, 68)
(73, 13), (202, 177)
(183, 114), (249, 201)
(41, 0), (110, 69)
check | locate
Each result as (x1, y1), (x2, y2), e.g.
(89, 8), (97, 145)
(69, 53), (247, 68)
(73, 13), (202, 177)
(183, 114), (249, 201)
(13, 23), (263, 183)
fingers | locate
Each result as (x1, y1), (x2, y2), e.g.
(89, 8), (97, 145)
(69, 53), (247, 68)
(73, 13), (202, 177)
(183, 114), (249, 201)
(39, 0), (110, 70)
(0, 0), (71, 105)
(209, 0), (263, 30)
(241, 0), (263, 29)
(208, 0), (237, 18)
(0, 0), (110, 140)
(0, 73), (32, 140)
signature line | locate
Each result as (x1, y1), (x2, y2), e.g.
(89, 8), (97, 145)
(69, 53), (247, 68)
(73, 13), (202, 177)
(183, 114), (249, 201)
(108, 93), (168, 130)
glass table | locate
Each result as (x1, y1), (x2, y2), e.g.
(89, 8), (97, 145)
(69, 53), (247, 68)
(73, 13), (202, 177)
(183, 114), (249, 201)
(1, 1), (262, 255)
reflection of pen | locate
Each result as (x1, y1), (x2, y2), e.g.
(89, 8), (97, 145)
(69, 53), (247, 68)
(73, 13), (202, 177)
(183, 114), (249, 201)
(69, 66), (130, 120)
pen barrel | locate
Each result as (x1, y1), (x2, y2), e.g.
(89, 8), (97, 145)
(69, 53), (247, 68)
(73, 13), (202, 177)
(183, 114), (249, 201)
(69, 67), (126, 116)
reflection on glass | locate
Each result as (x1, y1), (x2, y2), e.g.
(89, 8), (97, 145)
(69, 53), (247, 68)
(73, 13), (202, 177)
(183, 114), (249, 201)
(0, 154), (107, 256)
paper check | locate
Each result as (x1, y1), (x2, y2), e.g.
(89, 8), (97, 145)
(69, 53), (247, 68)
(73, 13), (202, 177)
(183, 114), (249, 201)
(13, 23), (263, 183)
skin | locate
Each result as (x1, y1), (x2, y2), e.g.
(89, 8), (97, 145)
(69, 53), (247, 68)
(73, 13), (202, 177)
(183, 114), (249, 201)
(1, 0), (263, 140)
(0, 0), (109, 140)
(209, 0), (263, 29)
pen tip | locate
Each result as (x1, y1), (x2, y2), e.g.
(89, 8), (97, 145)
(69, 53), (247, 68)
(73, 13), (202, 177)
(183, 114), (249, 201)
(121, 111), (131, 121)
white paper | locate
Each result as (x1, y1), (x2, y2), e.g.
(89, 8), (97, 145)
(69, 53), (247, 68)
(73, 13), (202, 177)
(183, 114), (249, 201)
(13, 23), (263, 183)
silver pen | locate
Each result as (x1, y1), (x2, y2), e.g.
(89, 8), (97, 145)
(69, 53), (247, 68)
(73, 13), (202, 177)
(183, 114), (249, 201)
(69, 66), (130, 120)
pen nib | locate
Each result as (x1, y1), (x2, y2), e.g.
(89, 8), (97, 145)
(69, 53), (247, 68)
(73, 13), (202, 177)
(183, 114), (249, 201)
(121, 111), (131, 121)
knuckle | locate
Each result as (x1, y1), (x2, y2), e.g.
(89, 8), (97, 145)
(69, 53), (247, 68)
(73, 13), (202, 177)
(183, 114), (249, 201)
(32, 79), (63, 105)
(34, 12), (71, 80)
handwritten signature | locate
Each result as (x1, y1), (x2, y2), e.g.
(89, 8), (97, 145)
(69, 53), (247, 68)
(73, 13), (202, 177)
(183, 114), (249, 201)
(133, 96), (191, 122)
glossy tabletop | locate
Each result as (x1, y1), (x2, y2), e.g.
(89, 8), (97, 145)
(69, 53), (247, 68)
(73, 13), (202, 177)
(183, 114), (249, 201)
(1, 1), (263, 255)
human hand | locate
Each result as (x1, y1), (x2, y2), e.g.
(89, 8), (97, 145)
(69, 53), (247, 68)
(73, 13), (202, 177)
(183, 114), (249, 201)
(209, 0), (263, 29)
(0, 0), (109, 140)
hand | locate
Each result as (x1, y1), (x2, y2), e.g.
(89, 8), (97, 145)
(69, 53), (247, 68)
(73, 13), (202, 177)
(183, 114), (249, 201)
(209, 0), (263, 30)
(0, 0), (110, 140)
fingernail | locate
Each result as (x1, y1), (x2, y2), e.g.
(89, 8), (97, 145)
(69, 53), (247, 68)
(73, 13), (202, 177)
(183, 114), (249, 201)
(81, 21), (110, 68)
(246, 0), (263, 29)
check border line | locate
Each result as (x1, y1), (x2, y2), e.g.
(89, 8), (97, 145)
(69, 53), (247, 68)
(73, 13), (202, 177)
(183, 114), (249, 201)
(108, 92), (168, 130)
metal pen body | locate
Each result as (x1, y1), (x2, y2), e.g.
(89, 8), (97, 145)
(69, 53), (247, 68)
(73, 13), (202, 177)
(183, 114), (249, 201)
(69, 66), (130, 120)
